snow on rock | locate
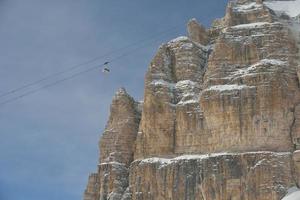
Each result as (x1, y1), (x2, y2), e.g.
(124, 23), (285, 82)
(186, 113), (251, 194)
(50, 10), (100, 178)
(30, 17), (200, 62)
(253, 59), (287, 67)
(130, 151), (293, 200)
(294, 150), (300, 154)
(175, 80), (200, 105)
(150, 79), (200, 105)
(230, 59), (287, 77)
(177, 98), (199, 105)
(139, 157), (170, 165)
(169, 36), (189, 43)
(150, 79), (175, 88)
(137, 151), (291, 165)
(99, 161), (126, 166)
(233, 2), (263, 13)
(282, 187), (300, 200)
(264, 0), (300, 18)
(230, 22), (271, 29)
(204, 84), (255, 92)
(175, 80), (197, 90)
(168, 35), (212, 52)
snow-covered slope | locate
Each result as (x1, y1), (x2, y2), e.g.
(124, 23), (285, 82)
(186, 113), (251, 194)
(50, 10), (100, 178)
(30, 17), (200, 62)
(282, 187), (300, 200)
(265, 0), (300, 68)
(264, 0), (300, 17)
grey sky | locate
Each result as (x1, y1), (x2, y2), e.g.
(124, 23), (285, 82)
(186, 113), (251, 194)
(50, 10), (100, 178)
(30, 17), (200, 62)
(0, 0), (228, 199)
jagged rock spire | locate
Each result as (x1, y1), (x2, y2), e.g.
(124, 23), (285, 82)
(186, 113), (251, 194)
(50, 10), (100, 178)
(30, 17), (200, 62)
(100, 87), (141, 166)
(84, 0), (300, 199)
(113, 87), (128, 98)
(187, 18), (209, 45)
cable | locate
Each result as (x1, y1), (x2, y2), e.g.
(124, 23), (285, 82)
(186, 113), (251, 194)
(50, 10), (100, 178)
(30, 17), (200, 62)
(0, 23), (184, 99)
(0, 35), (270, 107)
(0, 29), (177, 107)
(0, 65), (102, 107)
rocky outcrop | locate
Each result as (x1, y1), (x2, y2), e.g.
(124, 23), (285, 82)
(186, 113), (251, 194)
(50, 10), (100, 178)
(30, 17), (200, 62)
(84, 173), (99, 200)
(135, 36), (210, 159)
(224, 0), (274, 27)
(200, 22), (299, 153)
(129, 152), (294, 200)
(83, 89), (141, 200)
(100, 88), (141, 166)
(83, 0), (300, 199)
(187, 19), (209, 45)
(135, 0), (300, 159)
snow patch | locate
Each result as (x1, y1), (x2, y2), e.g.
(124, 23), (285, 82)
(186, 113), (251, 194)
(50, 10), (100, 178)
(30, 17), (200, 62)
(150, 79), (175, 89)
(230, 59), (287, 78)
(177, 98), (199, 105)
(137, 151), (291, 165)
(231, 22), (270, 29)
(168, 36), (212, 52)
(175, 80), (197, 90)
(250, 158), (268, 170)
(175, 80), (200, 105)
(150, 79), (200, 105)
(150, 80), (199, 90)
(99, 161), (126, 166)
(204, 84), (255, 92)
(140, 157), (170, 164)
(169, 36), (189, 43)
(252, 59), (287, 67)
(265, 0), (300, 17)
(233, 2), (263, 13)
(294, 150), (300, 154)
(282, 187), (300, 200)
(181, 43), (194, 49)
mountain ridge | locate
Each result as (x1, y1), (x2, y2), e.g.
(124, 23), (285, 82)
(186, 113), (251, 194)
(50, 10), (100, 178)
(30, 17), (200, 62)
(83, 0), (300, 199)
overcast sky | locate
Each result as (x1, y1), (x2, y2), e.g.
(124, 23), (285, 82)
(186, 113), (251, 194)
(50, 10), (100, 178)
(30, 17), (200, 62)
(0, 0), (228, 199)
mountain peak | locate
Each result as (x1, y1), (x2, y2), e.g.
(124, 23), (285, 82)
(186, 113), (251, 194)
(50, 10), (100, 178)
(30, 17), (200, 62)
(83, 0), (300, 199)
(115, 87), (127, 96)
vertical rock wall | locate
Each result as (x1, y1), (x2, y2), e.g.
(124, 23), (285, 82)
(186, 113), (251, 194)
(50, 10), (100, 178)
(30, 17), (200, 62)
(83, 0), (300, 199)
(135, 36), (210, 158)
(129, 152), (294, 200)
(84, 89), (141, 200)
(100, 88), (141, 166)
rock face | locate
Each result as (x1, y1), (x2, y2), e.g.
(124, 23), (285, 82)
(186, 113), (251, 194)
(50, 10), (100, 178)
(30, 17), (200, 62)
(84, 88), (141, 200)
(83, 0), (300, 199)
(99, 88), (141, 166)
(135, 36), (210, 158)
(129, 152), (294, 200)
(187, 19), (209, 45)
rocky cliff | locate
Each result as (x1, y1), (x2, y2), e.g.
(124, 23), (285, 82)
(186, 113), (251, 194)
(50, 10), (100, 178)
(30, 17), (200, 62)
(83, 0), (300, 199)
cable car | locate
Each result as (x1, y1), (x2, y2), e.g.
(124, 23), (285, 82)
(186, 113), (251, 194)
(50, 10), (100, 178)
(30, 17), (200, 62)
(102, 67), (110, 73)
(102, 61), (110, 73)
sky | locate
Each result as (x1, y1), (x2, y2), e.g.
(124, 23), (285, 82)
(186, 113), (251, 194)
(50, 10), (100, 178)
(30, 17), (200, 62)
(0, 0), (228, 199)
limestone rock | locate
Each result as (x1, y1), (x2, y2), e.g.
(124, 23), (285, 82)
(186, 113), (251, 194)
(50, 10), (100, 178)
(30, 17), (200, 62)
(200, 20), (300, 153)
(135, 36), (210, 159)
(83, 88), (141, 200)
(97, 163), (129, 200)
(224, 0), (274, 27)
(128, 152), (295, 200)
(187, 19), (209, 45)
(84, 173), (99, 200)
(135, 0), (300, 158)
(100, 88), (141, 166)
(83, 0), (300, 199)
